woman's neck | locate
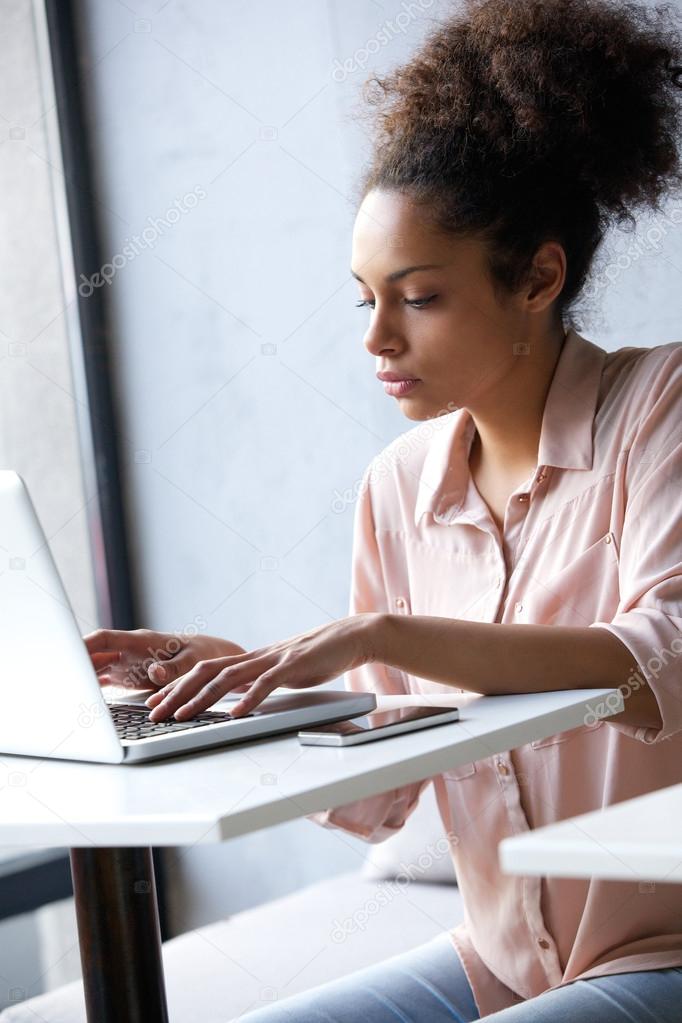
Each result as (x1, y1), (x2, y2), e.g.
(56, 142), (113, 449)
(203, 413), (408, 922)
(467, 324), (567, 476)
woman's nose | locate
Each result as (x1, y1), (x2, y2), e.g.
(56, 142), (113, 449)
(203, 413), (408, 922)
(363, 318), (402, 358)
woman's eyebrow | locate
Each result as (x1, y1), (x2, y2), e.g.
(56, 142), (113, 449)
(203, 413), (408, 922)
(350, 263), (446, 285)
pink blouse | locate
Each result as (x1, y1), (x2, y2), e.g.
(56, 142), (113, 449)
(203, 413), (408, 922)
(307, 328), (682, 1016)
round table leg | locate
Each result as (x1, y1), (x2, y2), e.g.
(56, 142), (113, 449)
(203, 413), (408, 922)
(69, 847), (169, 1023)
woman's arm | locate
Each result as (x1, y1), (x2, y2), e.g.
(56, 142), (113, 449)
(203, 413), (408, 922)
(369, 614), (663, 731)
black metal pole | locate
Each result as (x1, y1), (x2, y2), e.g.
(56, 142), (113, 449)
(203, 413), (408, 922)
(69, 848), (169, 1023)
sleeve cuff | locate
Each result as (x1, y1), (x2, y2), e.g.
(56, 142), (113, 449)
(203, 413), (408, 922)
(589, 611), (682, 744)
(305, 779), (431, 844)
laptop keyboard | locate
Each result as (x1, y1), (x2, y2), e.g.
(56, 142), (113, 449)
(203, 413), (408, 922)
(108, 702), (255, 741)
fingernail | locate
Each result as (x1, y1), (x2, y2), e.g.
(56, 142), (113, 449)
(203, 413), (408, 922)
(152, 664), (166, 681)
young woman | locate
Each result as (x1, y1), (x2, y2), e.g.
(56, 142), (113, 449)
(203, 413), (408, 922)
(88, 0), (682, 1018)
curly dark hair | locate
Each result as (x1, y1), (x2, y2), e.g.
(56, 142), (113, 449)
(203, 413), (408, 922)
(353, 0), (682, 327)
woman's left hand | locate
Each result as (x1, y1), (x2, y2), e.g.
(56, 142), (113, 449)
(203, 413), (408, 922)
(145, 614), (378, 721)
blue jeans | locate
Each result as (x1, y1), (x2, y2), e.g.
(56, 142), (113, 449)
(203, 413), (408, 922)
(237, 931), (682, 1021)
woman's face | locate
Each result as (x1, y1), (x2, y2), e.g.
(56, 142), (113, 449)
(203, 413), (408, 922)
(351, 188), (550, 422)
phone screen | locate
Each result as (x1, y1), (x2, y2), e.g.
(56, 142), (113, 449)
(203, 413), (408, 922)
(307, 705), (456, 736)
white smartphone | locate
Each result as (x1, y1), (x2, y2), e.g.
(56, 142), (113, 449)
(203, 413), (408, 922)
(297, 705), (460, 746)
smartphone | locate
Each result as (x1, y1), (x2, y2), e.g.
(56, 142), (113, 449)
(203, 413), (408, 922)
(297, 705), (460, 746)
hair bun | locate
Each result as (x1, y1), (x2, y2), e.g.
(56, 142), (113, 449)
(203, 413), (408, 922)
(357, 0), (682, 325)
(360, 0), (682, 223)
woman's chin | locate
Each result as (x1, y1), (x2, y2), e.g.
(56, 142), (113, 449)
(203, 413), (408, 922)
(397, 396), (448, 422)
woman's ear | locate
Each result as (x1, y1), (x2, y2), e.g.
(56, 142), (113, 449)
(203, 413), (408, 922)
(525, 240), (566, 312)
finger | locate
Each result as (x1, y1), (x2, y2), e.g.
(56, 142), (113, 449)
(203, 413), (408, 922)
(83, 629), (120, 654)
(147, 646), (235, 687)
(91, 651), (122, 669)
(144, 685), (172, 707)
(151, 656), (272, 720)
(146, 660), (232, 721)
(171, 674), (236, 719)
(229, 670), (280, 717)
(144, 676), (250, 714)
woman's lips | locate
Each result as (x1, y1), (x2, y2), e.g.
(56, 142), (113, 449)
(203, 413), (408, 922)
(382, 379), (421, 397)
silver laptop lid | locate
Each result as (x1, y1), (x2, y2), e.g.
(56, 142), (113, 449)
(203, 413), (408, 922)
(0, 471), (124, 763)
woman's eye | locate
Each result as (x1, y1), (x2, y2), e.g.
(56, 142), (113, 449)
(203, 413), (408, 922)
(355, 295), (436, 310)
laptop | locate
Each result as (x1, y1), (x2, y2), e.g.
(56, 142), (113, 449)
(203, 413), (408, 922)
(0, 471), (376, 764)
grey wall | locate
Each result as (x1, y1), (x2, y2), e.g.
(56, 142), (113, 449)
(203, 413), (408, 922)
(72, 0), (682, 942)
(74, 0), (454, 936)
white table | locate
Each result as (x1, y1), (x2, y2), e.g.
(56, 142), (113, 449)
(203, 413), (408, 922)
(0, 686), (622, 1023)
(499, 781), (682, 883)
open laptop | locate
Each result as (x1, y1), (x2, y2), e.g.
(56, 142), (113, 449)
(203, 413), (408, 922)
(0, 471), (376, 764)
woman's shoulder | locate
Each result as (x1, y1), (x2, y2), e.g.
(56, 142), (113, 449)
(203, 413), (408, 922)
(598, 340), (682, 457)
(602, 339), (682, 417)
(605, 339), (682, 388)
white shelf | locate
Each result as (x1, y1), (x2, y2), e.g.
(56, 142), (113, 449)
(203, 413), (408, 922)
(500, 782), (682, 882)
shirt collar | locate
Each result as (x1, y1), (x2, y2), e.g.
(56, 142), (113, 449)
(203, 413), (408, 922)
(413, 327), (608, 528)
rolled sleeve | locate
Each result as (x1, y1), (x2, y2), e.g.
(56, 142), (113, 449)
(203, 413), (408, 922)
(306, 462), (431, 841)
(590, 349), (682, 744)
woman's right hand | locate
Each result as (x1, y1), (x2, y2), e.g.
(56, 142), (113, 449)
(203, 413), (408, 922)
(83, 627), (249, 692)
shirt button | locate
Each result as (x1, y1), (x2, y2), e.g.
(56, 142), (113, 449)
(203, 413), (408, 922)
(605, 535), (612, 544)
(496, 759), (510, 775)
(538, 938), (550, 950)
(514, 601), (523, 613)
(395, 597), (406, 608)
(517, 494), (529, 503)
(536, 472), (547, 483)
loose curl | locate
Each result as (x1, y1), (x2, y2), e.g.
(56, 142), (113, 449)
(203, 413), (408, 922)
(353, 0), (682, 327)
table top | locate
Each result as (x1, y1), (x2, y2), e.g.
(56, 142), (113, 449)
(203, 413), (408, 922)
(499, 781), (682, 883)
(0, 686), (621, 848)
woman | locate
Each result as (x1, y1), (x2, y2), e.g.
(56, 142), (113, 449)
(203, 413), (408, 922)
(88, 0), (682, 1018)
